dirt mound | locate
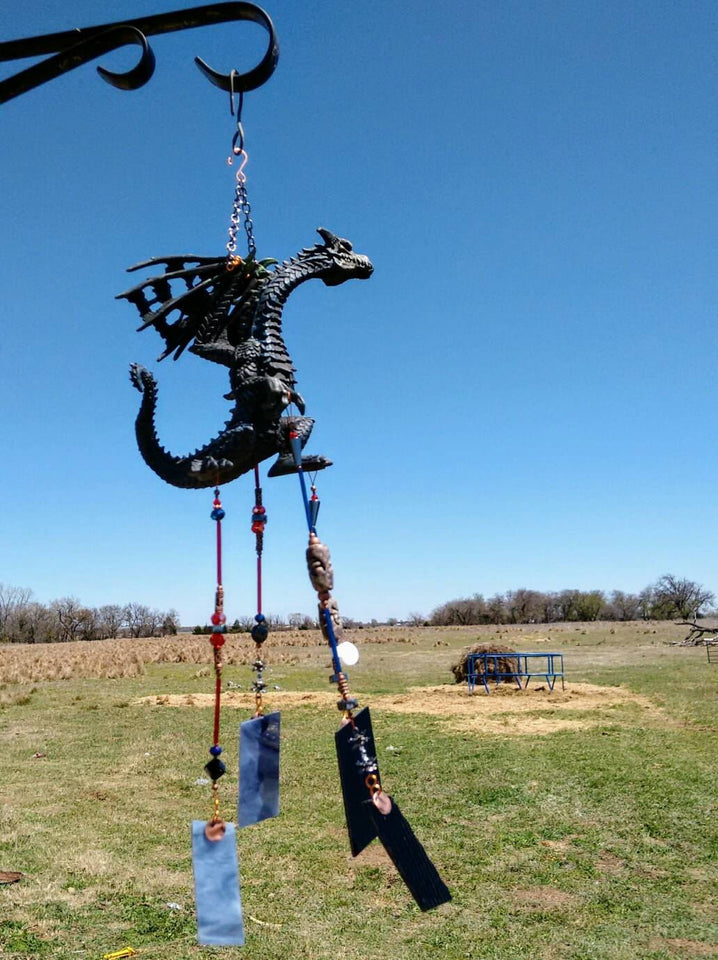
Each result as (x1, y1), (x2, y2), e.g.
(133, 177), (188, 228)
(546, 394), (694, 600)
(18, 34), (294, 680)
(135, 681), (661, 736)
(375, 683), (662, 734)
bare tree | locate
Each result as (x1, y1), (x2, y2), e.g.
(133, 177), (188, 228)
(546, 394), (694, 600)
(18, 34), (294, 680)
(638, 586), (654, 620)
(0, 583), (33, 639)
(651, 574), (715, 620)
(98, 604), (125, 639)
(124, 602), (152, 639)
(78, 607), (102, 641)
(556, 590), (578, 622)
(145, 608), (166, 637)
(6, 601), (54, 643)
(609, 590), (641, 621)
(430, 594), (488, 626)
(162, 609), (180, 635)
(538, 592), (559, 624)
(51, 597), (92, 642)
(504, 589), (541, 624)
(486, 594), (505, 624)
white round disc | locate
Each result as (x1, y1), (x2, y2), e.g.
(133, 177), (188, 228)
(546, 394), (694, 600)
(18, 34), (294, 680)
(337, 640), (359, 666)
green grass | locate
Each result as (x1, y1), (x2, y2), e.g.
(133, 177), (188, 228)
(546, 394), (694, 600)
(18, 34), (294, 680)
(1, 624), (717, 959)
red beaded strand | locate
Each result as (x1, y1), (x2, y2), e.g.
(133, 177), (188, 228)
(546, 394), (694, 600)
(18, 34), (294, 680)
(206, 487), (228, 827)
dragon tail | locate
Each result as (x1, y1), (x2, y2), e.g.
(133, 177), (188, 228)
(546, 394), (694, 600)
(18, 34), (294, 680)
(129, 363), (249, 489)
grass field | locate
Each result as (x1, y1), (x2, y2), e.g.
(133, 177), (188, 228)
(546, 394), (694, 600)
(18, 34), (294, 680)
(1, 622), (717, 959)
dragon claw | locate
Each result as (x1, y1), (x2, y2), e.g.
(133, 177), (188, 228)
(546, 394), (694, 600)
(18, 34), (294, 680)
(291, 391), (306, 415)
(267, 454), (333, 477)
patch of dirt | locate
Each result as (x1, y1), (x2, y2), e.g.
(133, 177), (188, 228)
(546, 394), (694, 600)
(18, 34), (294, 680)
(348, 844), (392, 869)
(649, 939), (718, 956)
(0, 871), (24, 884)
(374, 682), (663, 735)
(136, 691), (336, 711)
(134, 682), (662, 736)
(540, 838), (577, 853)
(511, 886), (577, 909)
(595, 852), (625, 874)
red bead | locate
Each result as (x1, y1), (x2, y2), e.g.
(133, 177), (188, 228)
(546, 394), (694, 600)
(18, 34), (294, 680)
(210, 633), (226, 648)
(251, 522), (264, 534)
(211, 612), (226, 626)
(289, 430), (299, 440)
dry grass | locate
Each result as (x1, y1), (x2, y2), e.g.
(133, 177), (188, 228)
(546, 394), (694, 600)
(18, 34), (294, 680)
(0, 685), (37, 709)
(0, 619), (694, 685)
(0, 634), (302, 684)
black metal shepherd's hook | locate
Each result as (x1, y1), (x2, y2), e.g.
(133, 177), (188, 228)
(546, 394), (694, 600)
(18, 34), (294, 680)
(0, 2), (278, 105)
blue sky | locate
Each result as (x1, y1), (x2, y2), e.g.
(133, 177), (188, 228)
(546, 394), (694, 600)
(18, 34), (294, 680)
(1, 0), (716, 625)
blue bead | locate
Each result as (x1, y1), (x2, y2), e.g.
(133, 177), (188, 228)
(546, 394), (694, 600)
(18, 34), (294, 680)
(210, 745), (223, 756)
(211, 508), (226, 521)
(254, 613), (266, 622)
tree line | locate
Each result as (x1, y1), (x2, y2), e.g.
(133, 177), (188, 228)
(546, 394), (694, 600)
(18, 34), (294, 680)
(0, 584), (179, 643)
(2, 573), (714, 643)
(427, 575), (715, 626)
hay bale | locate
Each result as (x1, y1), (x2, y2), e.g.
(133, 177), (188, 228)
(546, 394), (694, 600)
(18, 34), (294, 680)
(451, 643), (519, 684)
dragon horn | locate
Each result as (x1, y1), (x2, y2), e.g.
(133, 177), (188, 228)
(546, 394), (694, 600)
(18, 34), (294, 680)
(316, 227), (339, 245)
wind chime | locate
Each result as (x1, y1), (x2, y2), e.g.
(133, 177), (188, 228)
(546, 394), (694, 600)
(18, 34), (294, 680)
(117, 4), (450, 946)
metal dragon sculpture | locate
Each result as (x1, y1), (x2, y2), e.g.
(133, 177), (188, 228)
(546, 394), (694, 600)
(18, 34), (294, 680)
(119, 228), (372, 488)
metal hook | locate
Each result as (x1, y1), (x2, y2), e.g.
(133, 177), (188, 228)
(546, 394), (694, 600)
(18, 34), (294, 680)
(194, 2), (278, 92)
(96, 26), (156, 91)
(232, 126), (245, 156)
(229, 72), (244, 118)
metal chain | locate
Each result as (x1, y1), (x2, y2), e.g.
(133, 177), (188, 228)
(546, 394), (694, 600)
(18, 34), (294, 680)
(226, 84), (257, 262)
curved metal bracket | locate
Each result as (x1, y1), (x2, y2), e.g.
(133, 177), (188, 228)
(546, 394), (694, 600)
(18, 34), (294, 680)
(195, 3), (278, 93)
(94, 27), (157, 92)
(0, 2), (278, 105)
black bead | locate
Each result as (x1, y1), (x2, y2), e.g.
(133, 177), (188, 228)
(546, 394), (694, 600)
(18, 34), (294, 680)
(251, 625), (268, 643)
(204, 757), (226, 780)
(337, 697), (359, 712)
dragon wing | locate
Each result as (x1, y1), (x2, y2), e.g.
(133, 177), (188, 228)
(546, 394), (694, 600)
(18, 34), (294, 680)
(117, 254), (273, 361)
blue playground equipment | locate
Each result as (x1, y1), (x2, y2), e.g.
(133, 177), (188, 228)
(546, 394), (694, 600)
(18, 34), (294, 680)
(466, 651), (565, 695)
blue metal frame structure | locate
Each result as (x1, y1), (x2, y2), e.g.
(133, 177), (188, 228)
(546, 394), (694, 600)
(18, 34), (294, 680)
(466, 652), (565, 695)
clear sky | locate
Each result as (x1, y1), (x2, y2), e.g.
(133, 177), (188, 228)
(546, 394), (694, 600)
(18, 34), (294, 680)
(1, 0), (716, 625)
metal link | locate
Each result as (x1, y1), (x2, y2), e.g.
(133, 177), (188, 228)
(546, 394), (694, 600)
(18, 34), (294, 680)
(252, 649), (266, 715)
(226, 88), (257, 261)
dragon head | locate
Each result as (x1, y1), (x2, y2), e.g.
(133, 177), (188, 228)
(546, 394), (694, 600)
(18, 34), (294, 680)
(315, 227), (373, 286)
